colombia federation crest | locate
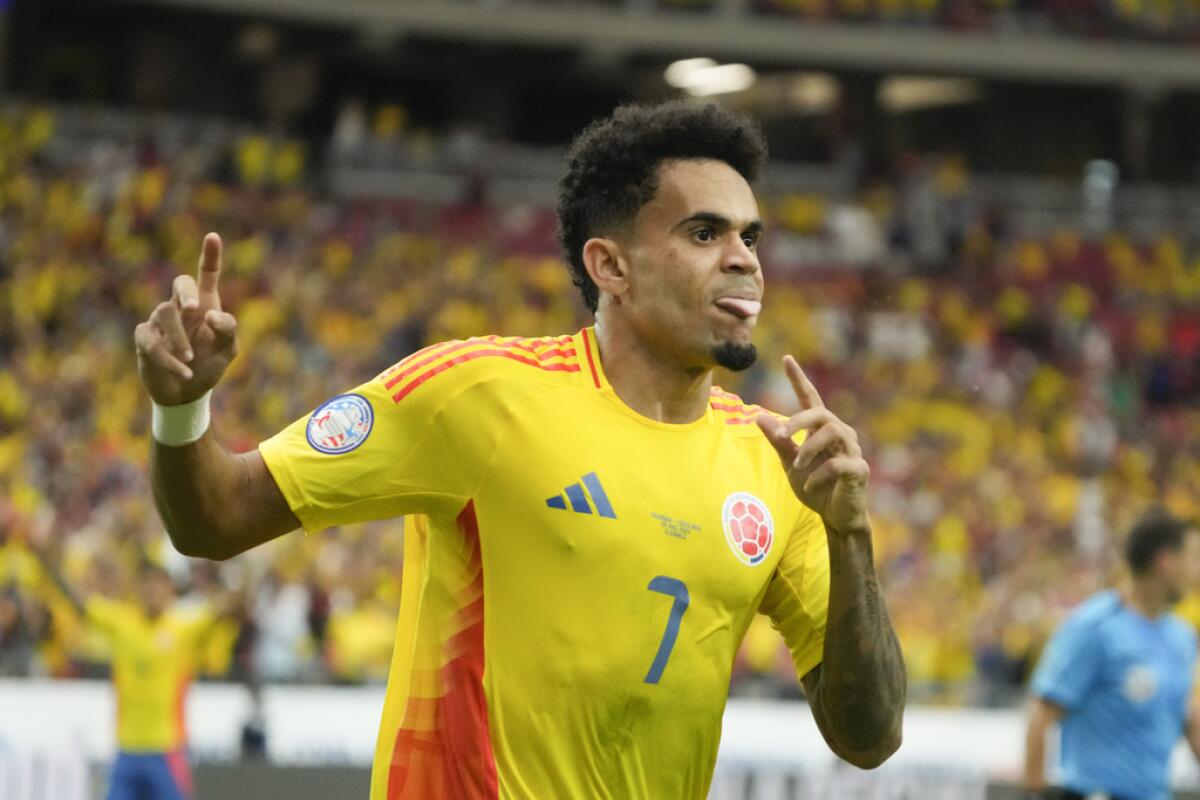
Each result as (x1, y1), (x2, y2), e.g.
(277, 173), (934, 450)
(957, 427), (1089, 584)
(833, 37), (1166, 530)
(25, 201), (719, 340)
(722, 492), (774, 566)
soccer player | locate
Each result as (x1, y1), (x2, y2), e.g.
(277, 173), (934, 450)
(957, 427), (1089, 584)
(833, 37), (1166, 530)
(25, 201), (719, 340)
(134, 101), (906, 798)
(1023, 512), (1200, 800)
(35, 548), (237, 800)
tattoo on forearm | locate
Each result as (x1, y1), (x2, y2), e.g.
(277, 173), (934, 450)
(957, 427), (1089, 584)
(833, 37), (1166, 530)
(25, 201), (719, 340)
(863, 574), (883, 631)
(817, 540), (907, 760)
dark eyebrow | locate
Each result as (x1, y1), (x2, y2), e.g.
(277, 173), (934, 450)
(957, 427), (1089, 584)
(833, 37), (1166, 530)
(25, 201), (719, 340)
(675, 212), (765, 237)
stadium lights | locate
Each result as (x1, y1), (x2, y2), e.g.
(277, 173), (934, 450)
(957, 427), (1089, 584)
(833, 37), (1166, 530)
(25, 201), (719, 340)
(878, 77), (981, 113)
(665, 58), (757, 97)
(788, 73), (840, 114)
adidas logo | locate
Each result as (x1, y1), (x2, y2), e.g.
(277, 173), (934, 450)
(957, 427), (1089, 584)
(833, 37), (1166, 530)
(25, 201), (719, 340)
(546, 472), (617, 519)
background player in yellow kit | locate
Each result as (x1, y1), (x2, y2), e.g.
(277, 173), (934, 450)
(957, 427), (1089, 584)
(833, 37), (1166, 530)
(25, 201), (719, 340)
(133, 101), (906, 798)
(34, 548), (236, 800)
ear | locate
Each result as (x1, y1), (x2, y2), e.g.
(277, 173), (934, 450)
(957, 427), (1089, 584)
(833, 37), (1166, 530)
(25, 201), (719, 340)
(582, 237), (630, 303)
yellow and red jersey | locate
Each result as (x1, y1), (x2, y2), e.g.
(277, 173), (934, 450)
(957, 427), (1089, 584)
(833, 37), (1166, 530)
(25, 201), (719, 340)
(259, 327), (831, 800)
(86, 597), (214, 752)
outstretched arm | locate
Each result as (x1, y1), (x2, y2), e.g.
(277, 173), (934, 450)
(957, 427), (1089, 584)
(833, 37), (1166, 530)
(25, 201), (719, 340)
(29, 544), (86, 618)
(136, 234), (299, 560)
(759, 356), (905, 769)
(1023, 697), (1063, 793)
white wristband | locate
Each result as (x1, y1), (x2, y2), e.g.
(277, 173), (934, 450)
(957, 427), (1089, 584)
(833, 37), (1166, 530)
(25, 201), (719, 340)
(152, 391), (212, 446)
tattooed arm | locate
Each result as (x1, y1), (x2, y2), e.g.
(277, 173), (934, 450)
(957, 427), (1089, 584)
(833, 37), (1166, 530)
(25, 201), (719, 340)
(801, 528), (906, 768)
(758, 355), (905, 769)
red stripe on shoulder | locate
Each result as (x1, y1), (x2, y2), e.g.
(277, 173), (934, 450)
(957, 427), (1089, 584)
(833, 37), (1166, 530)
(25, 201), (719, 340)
(710, 401), (749, 413)
(494, 335), (577, 360)
(714, 406), (768, 425)
(385, 336), (578, 392)
(581, 328), (601, 389)
(392, 345), (580, 403)
(379, 341), (457, 384)
(383, 340), (467, 390)
(709, 389), (777, 425)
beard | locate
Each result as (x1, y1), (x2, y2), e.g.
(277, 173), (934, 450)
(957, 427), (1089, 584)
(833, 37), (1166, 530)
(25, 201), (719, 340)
(711, 341), (757, 372)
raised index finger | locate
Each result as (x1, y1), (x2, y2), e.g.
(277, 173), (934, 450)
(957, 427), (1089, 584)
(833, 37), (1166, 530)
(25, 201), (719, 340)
(783, 355), (824, 410)
(197, 232), (223, 306)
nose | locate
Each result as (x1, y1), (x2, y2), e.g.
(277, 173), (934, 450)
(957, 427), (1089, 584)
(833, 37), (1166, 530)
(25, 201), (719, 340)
(722, 235), (760, 277)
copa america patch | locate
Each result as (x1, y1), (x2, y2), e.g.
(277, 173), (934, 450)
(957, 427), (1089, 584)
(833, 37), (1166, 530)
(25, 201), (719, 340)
(306, 394), (374, 455)
(722, 492), (774, 566)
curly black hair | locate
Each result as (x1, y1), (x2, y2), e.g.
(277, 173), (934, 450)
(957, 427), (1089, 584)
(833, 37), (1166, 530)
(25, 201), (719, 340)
(556, 101), (768, 313)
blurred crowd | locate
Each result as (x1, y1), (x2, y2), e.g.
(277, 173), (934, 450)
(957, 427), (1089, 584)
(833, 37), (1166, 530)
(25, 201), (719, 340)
(764, 0), (1200, 44)
(1, 105), (1198, 707)
(650, 0), (1200, 46)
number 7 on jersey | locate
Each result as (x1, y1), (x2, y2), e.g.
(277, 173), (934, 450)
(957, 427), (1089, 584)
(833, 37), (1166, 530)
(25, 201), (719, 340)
(644, 576), (689, 684)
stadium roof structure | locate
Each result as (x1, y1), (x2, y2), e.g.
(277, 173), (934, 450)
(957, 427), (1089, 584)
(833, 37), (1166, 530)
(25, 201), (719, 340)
(124, 0), (1200, 90)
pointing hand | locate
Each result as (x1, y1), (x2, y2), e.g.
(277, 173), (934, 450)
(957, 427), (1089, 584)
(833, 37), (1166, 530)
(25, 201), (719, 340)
(135, 233), (239, 406)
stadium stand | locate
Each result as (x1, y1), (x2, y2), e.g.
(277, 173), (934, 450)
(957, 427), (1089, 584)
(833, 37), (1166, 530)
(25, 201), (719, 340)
(748, 0), (1200, 44)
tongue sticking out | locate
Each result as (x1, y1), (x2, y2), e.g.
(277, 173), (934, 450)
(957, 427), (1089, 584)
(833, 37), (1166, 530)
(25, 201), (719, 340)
(715, 297), (762, 319)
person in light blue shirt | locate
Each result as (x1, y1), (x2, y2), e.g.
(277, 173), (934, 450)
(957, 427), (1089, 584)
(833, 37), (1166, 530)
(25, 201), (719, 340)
(1023, 511), (1200, 800)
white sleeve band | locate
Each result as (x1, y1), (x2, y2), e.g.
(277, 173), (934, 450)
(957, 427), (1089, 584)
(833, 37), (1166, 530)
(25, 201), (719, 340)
(152, 391), (212, 446)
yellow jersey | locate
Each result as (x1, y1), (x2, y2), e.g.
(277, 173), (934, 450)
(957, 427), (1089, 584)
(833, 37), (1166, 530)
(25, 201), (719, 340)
(86, 597), (214, 752)
(259, 328), (831, 800)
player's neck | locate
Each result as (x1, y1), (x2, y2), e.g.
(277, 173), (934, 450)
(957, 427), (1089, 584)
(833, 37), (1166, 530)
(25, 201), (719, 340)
(592, 321), (712, 424)
(1124, 578), (1171, 619)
